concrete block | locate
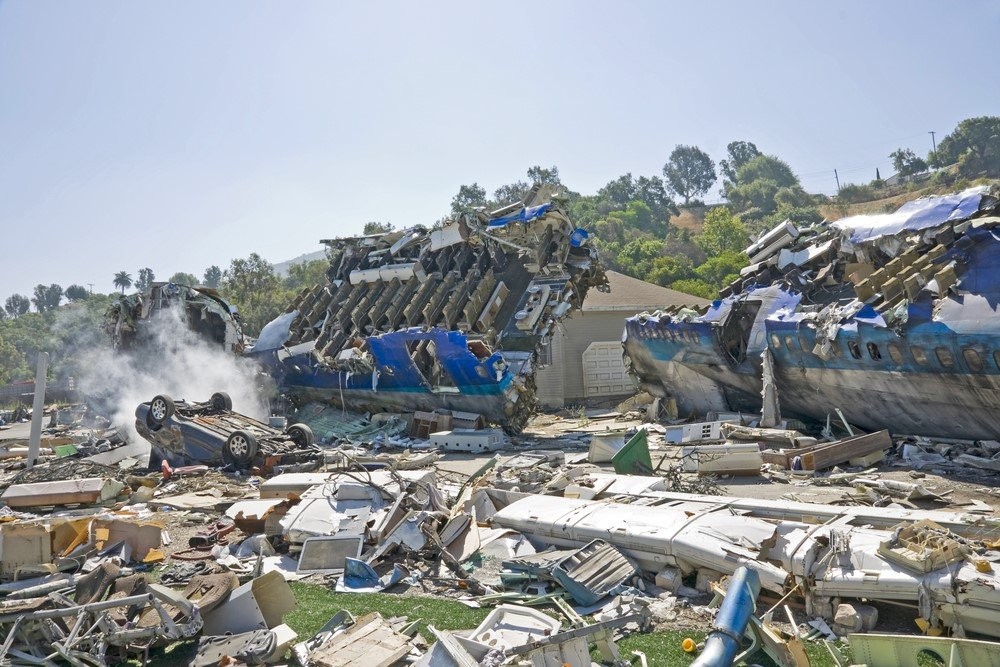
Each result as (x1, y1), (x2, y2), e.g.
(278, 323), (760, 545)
(833, 602), (878, 634)
(695, 569), (722, 593)
(654, 567), (682, 593)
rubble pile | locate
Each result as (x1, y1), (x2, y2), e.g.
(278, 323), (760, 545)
(4, 187), (1000, 665)
(2, 394), (999, 666)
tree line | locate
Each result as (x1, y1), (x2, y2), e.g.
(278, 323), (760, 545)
(1, 115), (996, 388)
(451, 115), (1000, 299)
(0, 256), (327, 389)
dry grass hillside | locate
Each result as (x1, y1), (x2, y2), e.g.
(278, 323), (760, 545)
(668, 205), (707, 232)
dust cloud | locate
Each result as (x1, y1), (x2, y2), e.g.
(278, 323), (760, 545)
(75, 305), (269, 441)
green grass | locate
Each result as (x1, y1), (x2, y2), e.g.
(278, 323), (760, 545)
(141, 582), (844, 666)
(285, 582), (492, 641)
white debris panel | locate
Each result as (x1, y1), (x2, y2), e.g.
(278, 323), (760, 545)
(492, 494), (1000, 638)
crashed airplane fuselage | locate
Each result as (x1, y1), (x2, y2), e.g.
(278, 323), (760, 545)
(624, 186), (1000, 439)
(253, 191), (607, 432)
(103, 281), (245, 353)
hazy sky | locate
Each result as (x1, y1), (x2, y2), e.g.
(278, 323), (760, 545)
(2, 1), (998, 299)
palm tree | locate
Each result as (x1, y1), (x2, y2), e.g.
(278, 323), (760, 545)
(113, 271), (133, 294)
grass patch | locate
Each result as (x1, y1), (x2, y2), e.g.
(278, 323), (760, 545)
(285, 582), (491, 642)
(141, 582), (845, 666)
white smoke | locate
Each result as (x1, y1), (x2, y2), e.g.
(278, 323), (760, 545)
(76, 305), (269, 443)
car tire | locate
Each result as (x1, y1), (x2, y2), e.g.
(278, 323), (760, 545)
(211, 392), (233, 411)
(285, 423), (314, 447)
(224, 430), (259, 469)
(149, 395), (175, 425)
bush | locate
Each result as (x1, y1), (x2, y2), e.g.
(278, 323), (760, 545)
(837, 183), (878, 204)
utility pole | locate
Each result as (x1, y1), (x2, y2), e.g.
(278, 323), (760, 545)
(929, 131), (937, 153)
(87, 283), (94, 295)
(27, 352), (49, 468)
(834, 169), (841, 193)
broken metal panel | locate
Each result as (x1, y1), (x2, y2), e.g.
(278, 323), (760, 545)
(550, 539), (639, 606)
(558, 472), (1000, 538)
(492, 494), (1000, 638)
(833, 186), (993, 244)
(849, 633), (1000, 667)
(254, 193), (607, 433)
(623, 186), (1000, 439)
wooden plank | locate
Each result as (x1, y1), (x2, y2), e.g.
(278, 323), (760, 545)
(802, 430), (891, 471)
(310, 612), (411, 667)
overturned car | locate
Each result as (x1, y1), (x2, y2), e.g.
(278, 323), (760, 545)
(135, 392), (321, 472)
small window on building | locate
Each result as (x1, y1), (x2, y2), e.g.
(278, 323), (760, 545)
(771, 334), (782, 349)
(784, 336), (796, 350)
(963, 348), (983, 372)
(867, 342), (882, 360)
(911, 345), (928, 365)
(887, 342), (904, 364)
(935, 347), (954, 367)
(848, 340), (862, 359)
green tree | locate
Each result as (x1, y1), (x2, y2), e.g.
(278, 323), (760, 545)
(168, 272), (198, 286)
(928, 116), (1000, 177)
(285, 259), (329, 291)
(598, 174), (637, 209)
(135, 267), (156, 291)
(719, 140), (762, 184)
(0, 312), (52, 373)
(663, 145), (717, 205)
(607, 200), (662, 236)
(492, 181), (530, 206)
(648, 255), (694, 286)
(203, 265), (223, 288)
(450, 183), (487, 214)
(362, 221), (395, 235)
(65, 285), (90, 302)
(696, 207), (748, 256)
(634, 175), (676, 218)
(733, 154), (797, 188)
(694, 251), (747, 287)
(723, 154), (806, 221)
(526, 165), (560, 185)
(113, 271), (132, 294)
(31, 284), (63, 313)
(0, 333), (28, 385)
(5, 294), (30, 318)
(889, 148), (928, 177)
(668, 278), (719, 299)
(223, 253), (286, 335)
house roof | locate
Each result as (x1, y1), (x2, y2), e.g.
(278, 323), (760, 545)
(583, 270), (711, 312)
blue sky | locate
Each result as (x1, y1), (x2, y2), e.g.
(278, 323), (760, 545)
(1, 1), (997, 300)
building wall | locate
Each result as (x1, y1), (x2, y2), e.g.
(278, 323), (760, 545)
(535, 332), (566, 408)
(536, 310), (632, 407)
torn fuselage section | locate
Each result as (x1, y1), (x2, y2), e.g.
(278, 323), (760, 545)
(624, 186), (1000, 438)
(623, 285), (800, 417)
(254, 193), (607, 433)
(103, 282), (245, 353)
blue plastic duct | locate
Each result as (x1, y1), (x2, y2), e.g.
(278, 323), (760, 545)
(690, 566), (761, 667)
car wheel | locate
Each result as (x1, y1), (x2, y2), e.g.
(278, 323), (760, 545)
(211, 392), (233, 411)
(285, 423), (314, 447)
(224, 430), (259, 468)
(149, 395), (175, 425)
